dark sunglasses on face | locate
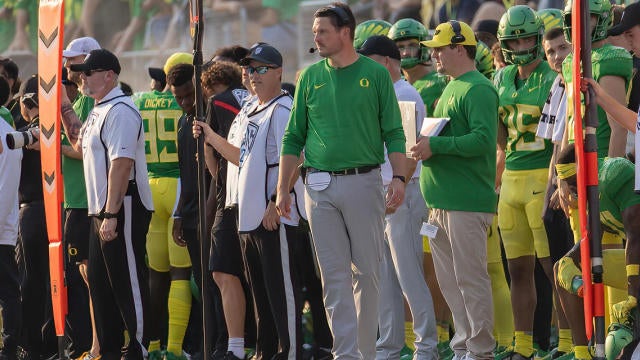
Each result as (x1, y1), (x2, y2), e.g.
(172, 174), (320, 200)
(83, 69), (107, 77)
(245, 65), (277, 75)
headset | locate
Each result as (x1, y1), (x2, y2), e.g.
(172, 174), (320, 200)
(449, 20), (466, 44)
(323, 4), (351, 27)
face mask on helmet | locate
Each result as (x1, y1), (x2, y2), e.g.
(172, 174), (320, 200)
(498, 5), (544, 66)
(562, 0), (612, 44)
(389, 18), (431, 69)
(354, 19), (392, 50)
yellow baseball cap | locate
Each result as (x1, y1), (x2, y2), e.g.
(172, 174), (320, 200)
(421, 20), (477, 48)
(163, 52), (194, 75)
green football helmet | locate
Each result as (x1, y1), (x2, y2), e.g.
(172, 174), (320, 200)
(563, 0), (612, 44)
(605, 322), (633, 360)
(538, 8), (564, 32)
(475, 40), (495, 80)
(354, 19), (392, 50)
(498, 5), (544, 66)
(388, 18), (431, 69)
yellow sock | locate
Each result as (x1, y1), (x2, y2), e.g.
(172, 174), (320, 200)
(166, 280), (192, 355)
(437, 323), (450, 343)
(557, 329), (573, 354)
(574, 345), (592, 360)
(405, 321), (416, 350)
(488, 262), (514, 348)
(148, 340), (161, 352)
(513, 331), (534, 357)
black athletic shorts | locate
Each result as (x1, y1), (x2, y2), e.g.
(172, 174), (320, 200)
(64, 208), (91, 264)
(209, 206), (244, 276)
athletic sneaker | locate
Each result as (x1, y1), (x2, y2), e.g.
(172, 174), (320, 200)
(501, 351), (533, 360)
(148, 350), (165, 360)
(75, 352), (101, 360)
(223, 352), (243, 360)
(438, 341), (454, 360)
(551, 352), (574, 360)
(314, 347), (332, 360)
(163, 351), (186, 360)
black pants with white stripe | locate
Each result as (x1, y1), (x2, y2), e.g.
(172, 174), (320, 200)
(88, 187), (152, 360)
(240, 224), (303, 360)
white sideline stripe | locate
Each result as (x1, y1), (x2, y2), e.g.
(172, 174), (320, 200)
(124, 196), (145, 352)
(279, 224), (297, 360)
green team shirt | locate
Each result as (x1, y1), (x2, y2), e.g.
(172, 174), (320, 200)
(599, 157), (640, 238)
(0, 106), (14, 128)
(420, 70), (498, 213)
(413, 71), (448, 117)
(562, 44), (633, 158)
(135, 90), (181, 178)
(282, 55), (405, 171)
(62, 95), (94, 209)
(495, 61), (556, 170)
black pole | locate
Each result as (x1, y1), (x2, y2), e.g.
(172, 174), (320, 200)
(188, 0), (211, 357)
(580, 0), (604, 357)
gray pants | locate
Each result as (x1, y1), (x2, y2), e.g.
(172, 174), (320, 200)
(428, 209), (495, 360)
(305, 170), (384, 360)
(377, 181), (438, 360)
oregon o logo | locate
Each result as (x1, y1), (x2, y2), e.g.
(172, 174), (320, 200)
(68, 247), (78, 256)
(360, 78), (370, 87)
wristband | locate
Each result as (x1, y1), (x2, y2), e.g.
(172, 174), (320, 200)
(102, 211), (118, 219)
(627, 264), (640, 277)
(392, 175), (406, 183)
(270, 193), (277, 202)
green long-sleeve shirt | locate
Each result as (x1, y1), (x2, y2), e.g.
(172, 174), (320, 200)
(282, 55), (405, 171)
(421, 70), (498, 213)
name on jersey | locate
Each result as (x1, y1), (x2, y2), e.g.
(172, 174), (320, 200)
(144, 98), (173, 108)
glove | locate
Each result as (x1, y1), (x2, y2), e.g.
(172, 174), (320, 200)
(612, 295), (637, 323)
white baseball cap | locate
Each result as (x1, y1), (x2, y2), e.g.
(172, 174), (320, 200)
(63, 37), (101, 58)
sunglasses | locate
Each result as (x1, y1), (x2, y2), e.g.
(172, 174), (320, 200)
(246, 65), (277, 75)
(83, 69), (108, 77)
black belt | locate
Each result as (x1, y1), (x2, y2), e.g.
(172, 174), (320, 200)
(309, 165), (380, 176)
(19, 199), (44, 208)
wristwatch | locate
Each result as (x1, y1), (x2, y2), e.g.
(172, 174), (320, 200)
(270, 193), (277, 202)
(392, 175), (406, 183)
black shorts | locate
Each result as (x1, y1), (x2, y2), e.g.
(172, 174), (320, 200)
(64, 208), (91, 264)
(209, 206), (244, 276)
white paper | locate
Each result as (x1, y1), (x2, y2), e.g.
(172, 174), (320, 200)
(399, 101), (417, 157)
(420, 117), (450, 138)
(420, 222), (438, 238)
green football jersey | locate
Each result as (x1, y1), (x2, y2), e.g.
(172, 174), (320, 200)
(562, 44), (633, 158)
(599, 157), (640, 239)
(0, 106), (14, 128)
(412, 71), (448, 117)
(135, 90), (181, 178)
(62, 95), (94, 209)
(495, 61), (556, 170)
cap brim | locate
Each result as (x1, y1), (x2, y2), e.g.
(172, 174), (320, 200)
(62, 50), (87, 58)
(421, 39), (449, 48)
(69, 63), (90, 72)
(239, 56), (279, 67)
(608, 23), (633, 36)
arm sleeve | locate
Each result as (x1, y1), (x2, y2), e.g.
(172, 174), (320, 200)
(281, 72), (308, 157)
(380, 71), (406, 155)
(103, 105), (142, 161)
(430, 84), (498, 157)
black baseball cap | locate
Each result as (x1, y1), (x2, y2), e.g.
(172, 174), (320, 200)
(69, 48), (121, 75)
(239, 44), (283, 67)
(609, 2), (640, 36)
(148, 67), (166, 82)
(357, 35), (401, 61)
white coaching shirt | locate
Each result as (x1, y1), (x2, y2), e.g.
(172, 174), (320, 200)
(81, 87), (153, 215)
(0, 118), (22, 246)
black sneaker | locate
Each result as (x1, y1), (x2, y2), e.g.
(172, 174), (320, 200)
(0, 348), (18, 360)
(223, 352), (243, 360)
(314, 347), (333, 360)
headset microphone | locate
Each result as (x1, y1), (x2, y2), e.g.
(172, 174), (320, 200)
(309, 47), (317, 54)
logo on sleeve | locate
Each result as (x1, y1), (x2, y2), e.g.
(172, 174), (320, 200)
(359, 78), (370, 88)
(314, 83), (326, 90)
